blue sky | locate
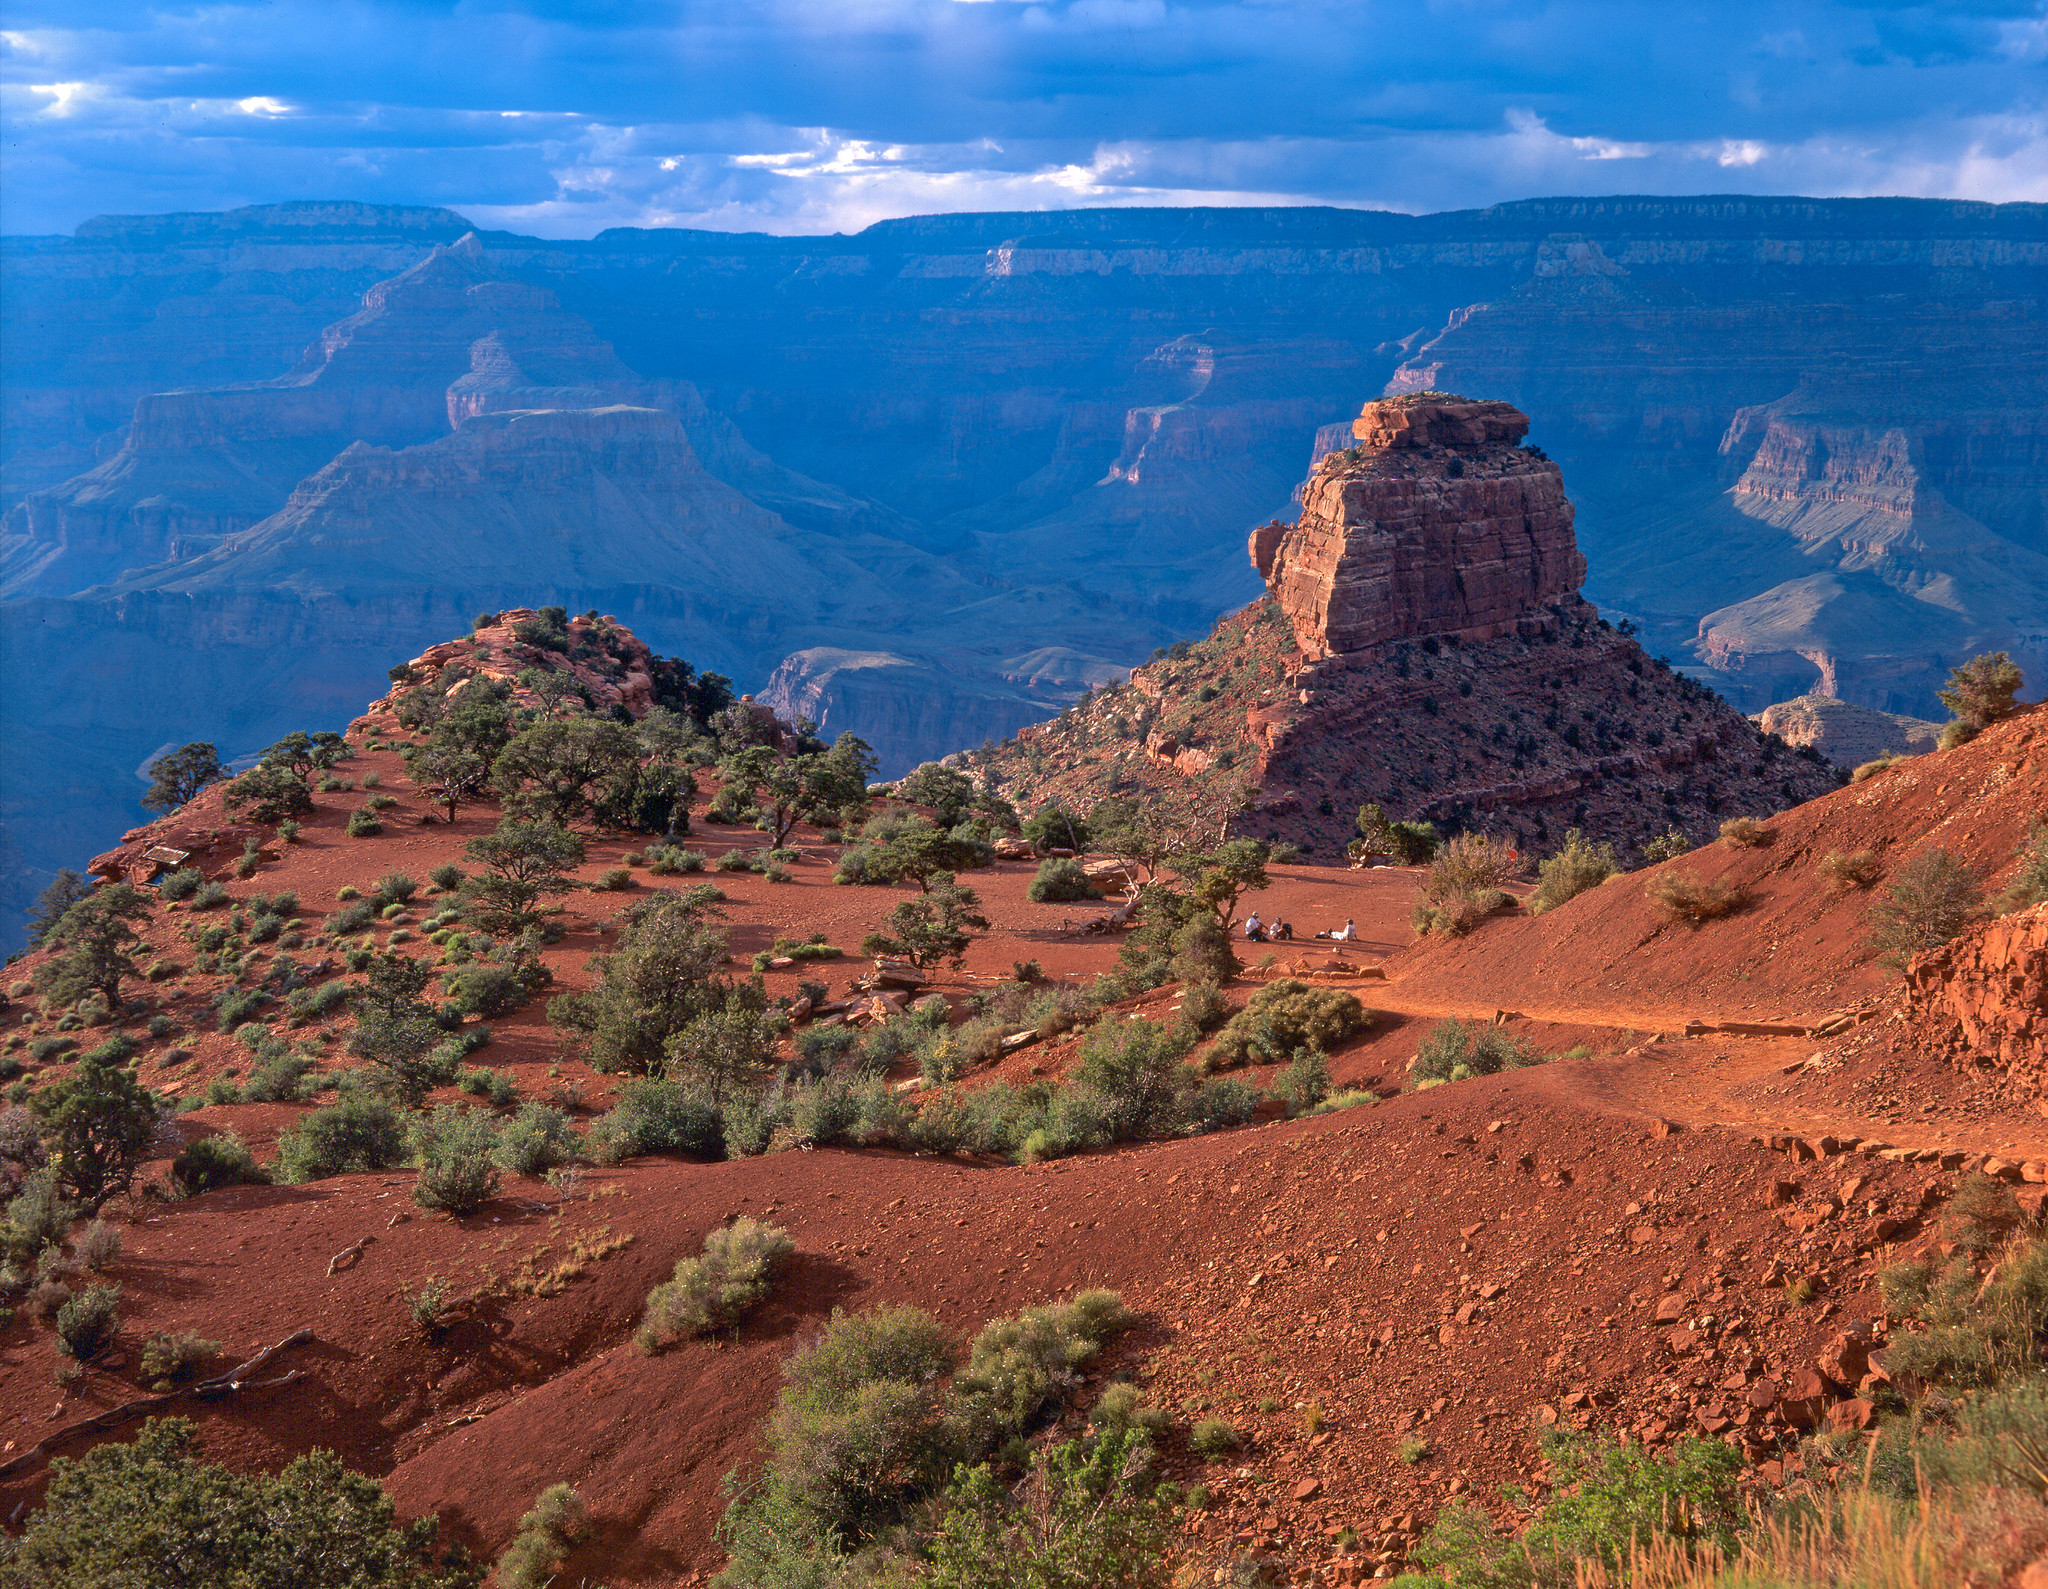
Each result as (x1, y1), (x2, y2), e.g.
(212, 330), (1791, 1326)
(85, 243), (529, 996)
(2, 1), (2042, 237)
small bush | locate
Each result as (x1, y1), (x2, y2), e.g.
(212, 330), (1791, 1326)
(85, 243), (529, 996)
(593, 867), (634, 892)
(637, 1217), (794, 1348)
(1642, 828), (1691, 862)
(274, 1096), (409, 1182)
(1191, 1418), (1239, 1459)
(1397, 1432), (1431, 1463)
(139, 1330), (220, 1387)
(1026, 857), (1097, 904)
(1852, 751), (1906, 782)
(1719, 815), (1772, 848)
(1274, 1046), (1330, 1115)
(410, 1106), (501, 1214)
(429, 863), (466, 891)
(55, 1282), (120, 1359)
(1411, 1017), (1542, 1086)
(1820, 848), (1883, 890)
(169, 1132), (267, 1197)
(1867, 848), (1983, 964)
(75, 1219), (122, 1271)
(191, 882), (230, 910)
(1424, 832), (1520, 900)
(494, 1104), (580, 1176)
(497, 1484), (589, 1589)
(157, 869), (202, 902)
(1209, 979), (1368, 1069)
(1995, 820), (2048, 915)
(1528, 829), (1616, 915)
(346, 809), (382, 838)
(585, 1077), (724, 1164)
(1176, 979), (1227, 1034)
(645, 845), (706, 876)
(1646, 872), (1749, 926)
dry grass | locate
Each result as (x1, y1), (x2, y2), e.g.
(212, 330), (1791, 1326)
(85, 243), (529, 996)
(1646, 873), (1751, 926)
(1719, 816), (1773, 849)
(1820, 849), (1883, 891)
(1576, 1482), (2048, 1589)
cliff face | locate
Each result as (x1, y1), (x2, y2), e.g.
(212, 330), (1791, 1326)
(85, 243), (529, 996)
(4, 196), (2044, 948)
(1382, 237), (2048, 718)
(1255, 396), (1583, 657)
(1751, 694), (1941, 769)
(970, 398), (1837, 859)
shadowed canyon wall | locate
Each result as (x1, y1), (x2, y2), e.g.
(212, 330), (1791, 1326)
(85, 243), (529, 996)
(1, 196), (2043, 948)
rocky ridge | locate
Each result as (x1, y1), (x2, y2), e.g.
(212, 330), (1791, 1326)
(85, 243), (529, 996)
(1752, 694), (1942, 769)
(971, 395), (1836, 859)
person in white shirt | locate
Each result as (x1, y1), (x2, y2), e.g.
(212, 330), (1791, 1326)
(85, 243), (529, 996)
(1332, 919), (1356, 942)
(1243, 913), (1266, 942)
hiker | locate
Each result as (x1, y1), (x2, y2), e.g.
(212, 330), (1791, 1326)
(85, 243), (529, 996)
(1272, 920), (1294, 941)
(1331, 919), (1356, 942)
(1243, 913), (1266, 943)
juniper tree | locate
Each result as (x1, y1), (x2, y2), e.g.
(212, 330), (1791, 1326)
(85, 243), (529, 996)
(35, 883), (152, 1010)
(141, 742), (227, 814)
(32, 1040), (159, 1210)
(463, 818), (586, 937)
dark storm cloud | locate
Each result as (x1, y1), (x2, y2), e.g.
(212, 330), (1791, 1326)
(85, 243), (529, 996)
(2, 0), (2041, 236)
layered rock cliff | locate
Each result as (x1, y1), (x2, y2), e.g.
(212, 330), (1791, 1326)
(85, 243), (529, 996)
(1254, 395), (1583, 656)
(969, 393), (1837, 859)
(4, 196), (2043, 948)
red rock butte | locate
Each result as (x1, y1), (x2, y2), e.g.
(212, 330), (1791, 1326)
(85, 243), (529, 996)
(1250, 393), (1587, 659)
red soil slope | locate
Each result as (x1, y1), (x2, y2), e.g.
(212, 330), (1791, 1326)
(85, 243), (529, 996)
(3, 632), (2043, 1585)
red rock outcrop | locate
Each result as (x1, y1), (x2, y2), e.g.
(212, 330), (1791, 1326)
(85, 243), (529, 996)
(1903, 902), (2048, 1098)
(1253, 394), (1585, 659)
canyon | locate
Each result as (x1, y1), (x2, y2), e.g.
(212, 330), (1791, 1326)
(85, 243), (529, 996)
(2, 195), (2044, 948)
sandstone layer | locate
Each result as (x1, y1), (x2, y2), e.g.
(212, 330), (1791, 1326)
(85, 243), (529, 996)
(1751, 694), (1942, 769)
(1254, 394), (1584, 658)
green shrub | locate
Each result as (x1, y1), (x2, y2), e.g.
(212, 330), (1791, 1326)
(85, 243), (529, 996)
(1209, 979), (1368, 1069)
(1027, 857), (1097, 903)
(8, 1417), (480, 1586)
(346, 809), (382, 838)
(55, 1282), (120, 1359)
(7, 1167), (75, 1251)
(494, 1104), (579, 1176)
(274, 1096), (408, 1182)
(169, 1132), (267, 1197)
(1852, 751), (1906, 782)
(1529, 828), (1617, 915)
(1867, 848), (1983, 965)
(191, 882), (230, 910)
(1073, 1017), (1193, 1140)
(1411, 1017), (1542, 1087)
(1408, 1432), (1743, 1583)
(585, 1077), (724, 1164)
(139, 1329), (220, 1387)
(429, 863), (466, 892)
(637, 1217), (794, 1348)
(157, 868), (202, 902)
(410, 1107), (500, 1214)
(1642, 828), (1692, 862)
(443, 963), (539, 1018)
(1996, 820), (2048, 914)
(1274, 1046), (1330, 1115)
(496, 1484), (587, 1589)
(951, 1290), (1132, 1450)
(1190, 1418), (1239, 1458)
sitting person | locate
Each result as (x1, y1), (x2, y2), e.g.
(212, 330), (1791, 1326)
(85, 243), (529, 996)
(1331, 918), (1356, 942)
(1272, 919), (1294, 941)
(1243, 913), (1266, 942)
